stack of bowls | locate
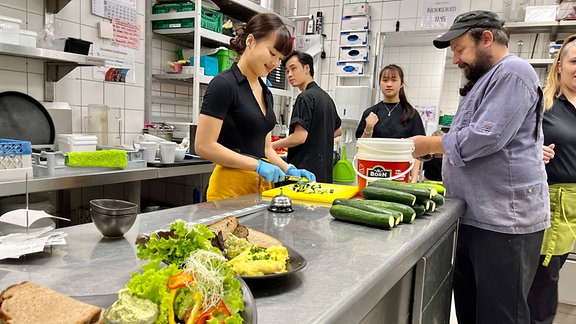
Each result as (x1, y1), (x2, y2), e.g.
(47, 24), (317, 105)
(90, 199), (138, 238)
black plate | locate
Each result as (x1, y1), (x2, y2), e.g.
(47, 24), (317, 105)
(240, 245), (307, 282)
(0, 91), (55, 144)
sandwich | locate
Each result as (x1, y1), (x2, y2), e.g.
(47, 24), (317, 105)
(0, 281), (102, 324)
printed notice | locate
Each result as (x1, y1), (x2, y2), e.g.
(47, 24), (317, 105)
(420, 0), (460, 29)
(113, 17), (140, 50)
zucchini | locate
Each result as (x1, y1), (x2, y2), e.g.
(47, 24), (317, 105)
(369, 180), (435, 200)
(362, 200), (416, 223)
(412, 203), (427, 217)
(411, 182), (445, 196)
(329, 205), (395, 230)
(332, 198), (403, 222)
(416, 198), (430, 210)
(361, 186), (417, 206)
(431, 193), (445, 207)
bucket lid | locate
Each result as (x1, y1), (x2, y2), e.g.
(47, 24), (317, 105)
(357, 138), (414, 153)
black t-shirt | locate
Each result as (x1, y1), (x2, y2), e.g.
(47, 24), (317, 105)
(287, 82), (342, 183)
(200, 63), (276, 158)
(543, 95), (576, 184)
(423, 157), (443, 181)
(355, 102), (426, 139)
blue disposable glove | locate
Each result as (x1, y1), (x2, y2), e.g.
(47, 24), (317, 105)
(256, 160), (285, 183)
(286, 165), (316, 182)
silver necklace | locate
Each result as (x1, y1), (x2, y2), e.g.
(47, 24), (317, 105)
(384, 102), (400, 117)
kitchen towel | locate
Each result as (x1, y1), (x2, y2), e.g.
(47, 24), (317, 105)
(65, 150), (128, 168)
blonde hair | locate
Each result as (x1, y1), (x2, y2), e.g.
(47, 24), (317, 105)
(543, 34), (576, 110)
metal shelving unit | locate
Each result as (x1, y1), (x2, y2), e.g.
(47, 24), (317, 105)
(146, 0), (295, 123)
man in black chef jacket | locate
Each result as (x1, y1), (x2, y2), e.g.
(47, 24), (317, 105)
(272, 51), (342, 183)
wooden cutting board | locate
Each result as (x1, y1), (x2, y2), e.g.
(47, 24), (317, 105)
(262, 183), (358, 204)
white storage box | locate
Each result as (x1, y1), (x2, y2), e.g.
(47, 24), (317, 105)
(524, 5), (558, 22)
(336, 62), (365, 76)
(339, 46), (369, 61)
(56, 134), (98, 152)
(340, 31), (368, 46)
(343, 2), (369, 17)
(19, 29), (37, 47)
(341, 15), (369, 31)
(0, 15), (22, 45)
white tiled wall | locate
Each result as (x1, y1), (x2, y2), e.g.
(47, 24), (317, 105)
(0, 1), (146, 146)
(0, 0), (563, 145)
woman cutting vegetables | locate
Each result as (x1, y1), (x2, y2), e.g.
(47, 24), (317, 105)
(195, 13), (315, 201)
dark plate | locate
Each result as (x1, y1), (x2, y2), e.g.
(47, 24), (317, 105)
(240, 245), (307, 282)
(0, 91), (55, 144)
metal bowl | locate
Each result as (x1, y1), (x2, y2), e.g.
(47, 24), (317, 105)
(90, 199), (138, 216)
(90, 209), (136, 238)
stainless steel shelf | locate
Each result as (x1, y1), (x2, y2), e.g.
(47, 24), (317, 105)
(213, 0), (294, 27)
(153, 73), (213, 84)
(527, 58), (554, 67)
(153, 27), (231, 48)
(0, 43), (105, 81)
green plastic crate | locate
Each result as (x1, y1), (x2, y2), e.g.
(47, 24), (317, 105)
(152, 7), (222, 33)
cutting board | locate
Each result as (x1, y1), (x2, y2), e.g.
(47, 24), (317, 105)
(262, 183), (358, 204)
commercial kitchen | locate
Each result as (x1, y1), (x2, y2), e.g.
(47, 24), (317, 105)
(0, 0), (575, 323)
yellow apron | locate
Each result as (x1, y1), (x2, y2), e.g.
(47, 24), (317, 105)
(206, 164), (273, 202)
(541, 183), (576, 266)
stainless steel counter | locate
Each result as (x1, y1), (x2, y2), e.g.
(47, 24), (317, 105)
(0, 194), (464, 323)
(0, 159), (214, 196)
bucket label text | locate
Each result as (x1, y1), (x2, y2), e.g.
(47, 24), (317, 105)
(367, 166), (392, 178)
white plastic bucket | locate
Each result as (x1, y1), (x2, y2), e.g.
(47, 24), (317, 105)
(354, 138), (415, 195)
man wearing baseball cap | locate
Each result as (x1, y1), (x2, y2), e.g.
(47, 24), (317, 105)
(410, 10), (549, 324)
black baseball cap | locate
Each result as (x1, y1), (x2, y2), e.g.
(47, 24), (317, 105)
(433, 10), (505, 49)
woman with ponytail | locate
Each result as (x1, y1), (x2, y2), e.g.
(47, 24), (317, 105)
(195, 13), (315, 201)
(355, 64), (426, 182)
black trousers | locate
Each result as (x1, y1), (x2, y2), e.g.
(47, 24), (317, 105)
(527, 253), (570, 324)
(453, 224), (544, 324)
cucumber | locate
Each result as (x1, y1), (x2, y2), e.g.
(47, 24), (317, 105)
(416, 198), (430, 210)
(361, 186), (417, 206)
(412, 203), (427, 217)
(329, 205), (395, 230)
(332, 198), (403, 222)
(411, 182), (445, 196)
(369, 180), (435, 200)
(431, 193), (445, 207)
(362, 200), (416, 223)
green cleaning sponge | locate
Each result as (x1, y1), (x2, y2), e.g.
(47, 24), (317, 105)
(65, 150), (128, 168)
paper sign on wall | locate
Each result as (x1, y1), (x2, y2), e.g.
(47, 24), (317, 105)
(419, 0), (460, 29)
(92, 42), (135, 84)
(112, 18), (140, 49)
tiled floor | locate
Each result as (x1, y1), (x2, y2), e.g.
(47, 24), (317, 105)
(449, 297), (576, 323)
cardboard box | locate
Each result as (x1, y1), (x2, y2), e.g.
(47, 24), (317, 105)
(339, 46), (369, 61)
(341, 15), (369, 31)
(336, 62), (365, 76)
(343, 2), (369, 17)
(340, 31), (368, 46)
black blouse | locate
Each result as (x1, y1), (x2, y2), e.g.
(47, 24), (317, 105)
(200, 63), (276, 158)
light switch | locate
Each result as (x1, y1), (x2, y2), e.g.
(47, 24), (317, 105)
(98, 21), (114, 39)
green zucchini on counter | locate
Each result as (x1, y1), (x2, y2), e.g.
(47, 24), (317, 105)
(329, 205), (395, 230)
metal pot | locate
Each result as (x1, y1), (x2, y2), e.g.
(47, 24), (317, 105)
(148, 124), (174, 141)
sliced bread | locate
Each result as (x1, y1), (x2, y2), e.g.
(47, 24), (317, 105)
(246, 228), (283, 249)
(232, 224), (249, 239)
(207, 216), (239, 236)
(0, 281), (102, 324)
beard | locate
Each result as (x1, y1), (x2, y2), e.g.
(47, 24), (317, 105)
(459, 47), (493, 83)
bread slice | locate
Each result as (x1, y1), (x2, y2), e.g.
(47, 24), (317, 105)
(0, 281), (102, 324)
(246, 228), (283, 249)
(232, 224), (249, 239)
(207, 216), (239, 236)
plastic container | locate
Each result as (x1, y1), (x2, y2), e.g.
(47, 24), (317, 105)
(190, 55), (219, 76)
(64, 38), (92, 55)
(354, 138), (415, 195)
(0, 139), (32, 181)
(56, 134), (98, 152)
(0, 15), (22, 45)
(19, 30), (37, 47)
(210, 49), (236, 72)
